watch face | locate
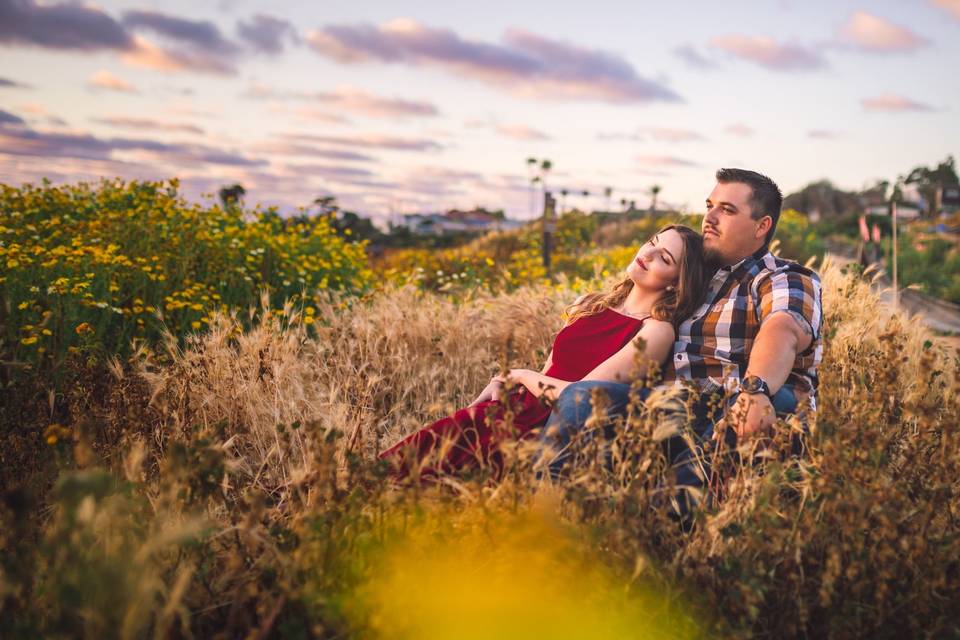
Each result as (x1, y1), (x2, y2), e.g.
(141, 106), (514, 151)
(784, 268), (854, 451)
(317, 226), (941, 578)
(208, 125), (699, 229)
(742, 376), (764, 393)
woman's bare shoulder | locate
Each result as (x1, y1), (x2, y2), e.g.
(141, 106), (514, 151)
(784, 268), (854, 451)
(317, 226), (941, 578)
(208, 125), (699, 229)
(640, 317), (676, 339)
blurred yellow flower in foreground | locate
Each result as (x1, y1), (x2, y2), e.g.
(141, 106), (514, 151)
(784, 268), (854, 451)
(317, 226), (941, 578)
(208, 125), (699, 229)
(353, 498), (700, 640)
(75, 322), (94, 335)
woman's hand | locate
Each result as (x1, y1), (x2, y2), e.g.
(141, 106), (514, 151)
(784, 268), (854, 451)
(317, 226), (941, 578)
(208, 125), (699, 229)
(468, 375), (507, 407)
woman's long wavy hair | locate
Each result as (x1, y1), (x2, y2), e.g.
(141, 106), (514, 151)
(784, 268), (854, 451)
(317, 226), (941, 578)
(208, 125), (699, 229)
(564, 224), (708, 329)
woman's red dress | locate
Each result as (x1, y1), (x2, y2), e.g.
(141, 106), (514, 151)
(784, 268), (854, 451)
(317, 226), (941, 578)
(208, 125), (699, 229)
(378, 308), (648, 478)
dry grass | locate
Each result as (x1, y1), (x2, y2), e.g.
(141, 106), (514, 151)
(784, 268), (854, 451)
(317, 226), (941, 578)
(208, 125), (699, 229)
(3, 260), (959, 638)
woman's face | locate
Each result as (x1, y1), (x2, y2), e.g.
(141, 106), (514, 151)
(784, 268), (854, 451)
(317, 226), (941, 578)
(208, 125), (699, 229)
(625, 228), (684, 292)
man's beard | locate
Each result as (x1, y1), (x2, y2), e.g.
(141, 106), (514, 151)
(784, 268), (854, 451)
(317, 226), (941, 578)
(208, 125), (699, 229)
(703, 245), (725, 270)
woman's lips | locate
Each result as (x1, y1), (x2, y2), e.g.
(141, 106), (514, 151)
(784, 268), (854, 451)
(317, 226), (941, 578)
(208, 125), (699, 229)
(635, 257), (647, 271)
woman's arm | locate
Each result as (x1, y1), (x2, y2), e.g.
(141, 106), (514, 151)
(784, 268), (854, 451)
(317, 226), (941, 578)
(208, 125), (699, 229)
(507, 319), (676, 402)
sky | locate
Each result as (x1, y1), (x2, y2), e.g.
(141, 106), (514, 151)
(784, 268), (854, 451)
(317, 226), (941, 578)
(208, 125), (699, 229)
(0, 0), (958, 223)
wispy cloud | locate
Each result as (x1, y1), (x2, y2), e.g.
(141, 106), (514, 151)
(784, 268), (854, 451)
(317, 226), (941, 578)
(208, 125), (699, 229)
(0, 109), (26, 126)
(673, 45), (719, 70)
(837, 11), (927, 53)
(930, 0), (960, 21)
(92, 116), (204, 135)
(306, 19), (681, 104)
(236, 14), (299, 54)
(808, 129), (841, 139)
(279, 131), (443, 152)
(636, 155), (700, 168)
(861, 93), (934, 111)
(710, 35), (826, 71)
(251, 140), (375, 162)
(88, 70), (138, 94)
(725, 123), (754, 137)
(0, 76), (32, 89)
(246, 84), (438, 119)
(0, 121), (265, 167)
(598, 127), (704, 143)
(495, 124), (550, 141)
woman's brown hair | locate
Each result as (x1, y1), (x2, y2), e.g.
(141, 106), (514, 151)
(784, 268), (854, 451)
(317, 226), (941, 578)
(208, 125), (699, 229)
(564, 224), (708, 329)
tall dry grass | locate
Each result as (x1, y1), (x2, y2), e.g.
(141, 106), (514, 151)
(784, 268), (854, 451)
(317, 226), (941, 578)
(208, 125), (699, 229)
(3, 260), (959, 638)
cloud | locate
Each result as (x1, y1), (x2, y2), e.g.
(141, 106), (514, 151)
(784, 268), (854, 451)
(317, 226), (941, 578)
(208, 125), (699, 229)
(88, 69), (138, 94)
(807, 129), (841, 139)
(930, 0), (960, 21)
(597, 127), (704, 143)
(279, 132), (443, 152)
(236, 14), (299, 54)
(246, 84), (438, 119)
(251, 140), (375, 162)
(636, 155), (700, 168)
(0, 0), (132, 51)
(0, 121), (266, 167)
(710, 35), (826, 71)
(0, 109), (25, 126)
(92, 116), (204, 135)
(673, 45), (718, 70)
(725, 123), (754, 137)
(306, 19), (681, 104)
(0, 76), (31, 89)
(837, 11), (927, 53)
(495, 124), (550, 141)
(121, 10), (240, 74)
(861, 93), (934, 111)
(122, 10), (239, 55)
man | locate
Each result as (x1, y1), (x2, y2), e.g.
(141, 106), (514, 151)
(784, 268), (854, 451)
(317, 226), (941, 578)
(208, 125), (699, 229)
(538, 168), (823, 520)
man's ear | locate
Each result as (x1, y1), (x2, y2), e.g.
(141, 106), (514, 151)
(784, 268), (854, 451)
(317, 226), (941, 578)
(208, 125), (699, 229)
(755, 215), (772, 240)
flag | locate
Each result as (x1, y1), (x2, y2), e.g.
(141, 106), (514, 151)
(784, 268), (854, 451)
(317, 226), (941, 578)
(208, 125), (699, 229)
(858, 215), (870, 243)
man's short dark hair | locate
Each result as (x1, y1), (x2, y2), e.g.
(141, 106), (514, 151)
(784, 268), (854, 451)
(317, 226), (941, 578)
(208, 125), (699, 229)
(715, 168), (783, 245)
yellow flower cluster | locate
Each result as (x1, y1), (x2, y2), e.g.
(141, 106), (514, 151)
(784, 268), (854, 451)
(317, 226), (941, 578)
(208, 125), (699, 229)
(1, 178), (373, 369)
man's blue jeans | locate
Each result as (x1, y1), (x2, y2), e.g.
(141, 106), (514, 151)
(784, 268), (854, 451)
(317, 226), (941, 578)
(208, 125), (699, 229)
(535, 380), (801, 521)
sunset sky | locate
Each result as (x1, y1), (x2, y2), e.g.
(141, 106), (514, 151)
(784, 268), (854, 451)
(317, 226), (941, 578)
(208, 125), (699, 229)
(1, 0), (958, 222)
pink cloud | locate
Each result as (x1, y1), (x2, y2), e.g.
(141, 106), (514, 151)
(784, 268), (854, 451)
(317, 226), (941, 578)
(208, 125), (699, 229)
(930, 0), (960, 21)
(725, 123), (754, 137)
(88, 69), (138, 93)
(861, 94), (933, 111)
(838, 11), (927, 52)
(710, 35), (825, 71)
(246, 84), (438, 119)
(306, 19), (681, 104)
(277, 132), (443, 152)
(495, 124), (551, 141)
(92, 116), (203, 134)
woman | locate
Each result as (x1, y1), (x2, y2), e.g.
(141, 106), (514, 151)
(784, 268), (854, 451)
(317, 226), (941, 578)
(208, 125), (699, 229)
(379, 224), (708, 479)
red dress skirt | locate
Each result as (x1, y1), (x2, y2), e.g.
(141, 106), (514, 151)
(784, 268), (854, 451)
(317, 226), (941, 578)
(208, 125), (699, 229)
(378, 308), (647, 478)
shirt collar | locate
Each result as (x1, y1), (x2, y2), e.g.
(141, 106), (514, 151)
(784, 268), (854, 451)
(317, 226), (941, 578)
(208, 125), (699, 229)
(717, 246), (770, 274)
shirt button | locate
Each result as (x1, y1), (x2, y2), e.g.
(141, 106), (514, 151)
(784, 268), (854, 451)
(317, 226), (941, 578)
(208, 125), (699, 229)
(676, 354), (682, 360)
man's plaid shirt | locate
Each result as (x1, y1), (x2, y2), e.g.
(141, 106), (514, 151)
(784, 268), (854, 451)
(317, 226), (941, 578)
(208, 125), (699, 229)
(662, 247), (824, 400)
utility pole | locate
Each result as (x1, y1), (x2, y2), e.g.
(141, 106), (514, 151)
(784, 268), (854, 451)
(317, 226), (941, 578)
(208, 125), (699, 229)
(891, 200), (898, 311)
(542, 191), (556, 273)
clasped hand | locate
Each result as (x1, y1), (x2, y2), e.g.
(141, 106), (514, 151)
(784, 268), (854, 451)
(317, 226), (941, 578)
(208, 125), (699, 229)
(715, 392), (776, 445)
(467, 369), (532, 407)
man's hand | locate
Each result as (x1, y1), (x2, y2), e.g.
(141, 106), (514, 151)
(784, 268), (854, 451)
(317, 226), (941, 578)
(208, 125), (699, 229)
(727, 392), (776, 440)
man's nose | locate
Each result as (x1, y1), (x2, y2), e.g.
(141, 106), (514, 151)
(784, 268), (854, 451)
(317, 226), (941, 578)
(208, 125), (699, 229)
(704, 206), (719, 225)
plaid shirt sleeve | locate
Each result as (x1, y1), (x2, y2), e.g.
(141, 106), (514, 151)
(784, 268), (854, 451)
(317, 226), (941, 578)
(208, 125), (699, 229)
(754, 265), (823, 343)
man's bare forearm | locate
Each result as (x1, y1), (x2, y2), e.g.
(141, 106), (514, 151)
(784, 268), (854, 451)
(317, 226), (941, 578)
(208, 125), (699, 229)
(744, 313), (806, 393)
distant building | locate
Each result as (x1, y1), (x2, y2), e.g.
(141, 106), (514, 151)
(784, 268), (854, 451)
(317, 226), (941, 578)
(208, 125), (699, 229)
(398, 208), (523, 235)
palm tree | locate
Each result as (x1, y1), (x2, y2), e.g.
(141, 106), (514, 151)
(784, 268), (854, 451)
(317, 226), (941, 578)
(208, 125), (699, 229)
(313, 195), (338, 216)
(218, 183), (246, 210)
(649, 184), (662, 213)
(604, 186), (613, 213)
(581, 190), (590, 213)
(560, 188), (569, 214)
(620, 197), (628, 212)
(540, 159), (552, 194)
